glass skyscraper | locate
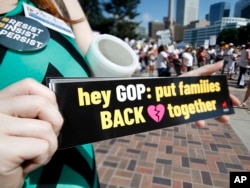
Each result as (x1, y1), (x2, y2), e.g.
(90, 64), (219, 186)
(176, 0), (199, 26)
(209, 2), (231, 25)
(234, 0), (250, 18)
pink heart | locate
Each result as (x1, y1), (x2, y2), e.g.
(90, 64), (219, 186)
(147, 104), (165, 123)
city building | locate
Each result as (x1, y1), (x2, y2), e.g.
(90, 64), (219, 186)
(175, 0), (199, 26)
(135, 26), (147, 39)
(186, 20), (210, 29)
(209, 2), (231, 25)
(234, 0), (250, 18)
(146, 0), (250, 45)
(148, 21), (165, 39)
(183, 17), (250, 47)
(165, 0), (175, 39)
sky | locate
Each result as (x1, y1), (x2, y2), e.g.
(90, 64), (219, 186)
(136, 0), (236, 30)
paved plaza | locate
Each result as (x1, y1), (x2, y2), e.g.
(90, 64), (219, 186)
(93, 70), (250, 188)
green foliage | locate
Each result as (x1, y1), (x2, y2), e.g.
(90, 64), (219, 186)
(217, 23), (250, 45)
(78, 0), (104, 29)
(78, 0), (141, 39)
(103, 0), (140, 20)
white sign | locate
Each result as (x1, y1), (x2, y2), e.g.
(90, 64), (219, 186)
(210, 35), (217, 46)
(156, 29), (172, 45)
(204, 39), (209, 49)
(23, 3), (75, 38)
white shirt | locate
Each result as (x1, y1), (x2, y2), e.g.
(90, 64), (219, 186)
(239, 49), (248, 68)
(208, 48), (216, 58)
(223, 48), (234, 61)
(156, 51), (168, 69)
(182, 52), (193, 67)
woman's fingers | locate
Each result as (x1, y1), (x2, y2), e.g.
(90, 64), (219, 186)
(0, 79), (63, 188)
(0, 96), (63, 136)
(0, 113), (58, 159)
(180, 61), (223, 77)
(0, 79), (58, 107)
(0, 115), (59, 187)
(0, 87), (63, 135)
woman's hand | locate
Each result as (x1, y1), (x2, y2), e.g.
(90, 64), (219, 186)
(0, 79), (63, 188)
(180, 61), (240, 127)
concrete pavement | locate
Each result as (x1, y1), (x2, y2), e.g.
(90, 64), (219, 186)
(230, 107), (250, 151)
(94, 69), (250, 188)
(228, 81), (250, 152)
(135, 68), (250, 152)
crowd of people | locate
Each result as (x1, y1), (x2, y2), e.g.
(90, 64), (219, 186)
(132, 40), (250, 84)
(132, 40), (250, 110)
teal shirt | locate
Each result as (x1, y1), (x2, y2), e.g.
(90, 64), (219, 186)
(0, 1), (99, 187)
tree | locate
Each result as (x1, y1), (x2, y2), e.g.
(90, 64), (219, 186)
(217, 28), (238, 45)
(78, 0), (104, 30)
(78, 0), (141, 39)
(216, 23), (250, 46)
(102, 0), (141, 39)
(238, 23), (250, 44)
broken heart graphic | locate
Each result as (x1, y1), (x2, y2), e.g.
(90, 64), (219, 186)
(147, 104), (165, 123)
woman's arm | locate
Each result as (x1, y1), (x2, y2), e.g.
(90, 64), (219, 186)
(62, 0), (93, 54)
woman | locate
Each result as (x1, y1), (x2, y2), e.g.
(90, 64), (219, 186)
(237, 43), (250, 88)
(0, 0), (100, 187)
(171, 53), (182, 76)
(147, 47), (156, 77)
(197, 46), (207, 67)
(182, 46), (193, 72)
(156, 45), (171, 77)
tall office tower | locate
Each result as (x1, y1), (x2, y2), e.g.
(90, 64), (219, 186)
(234, 0), (250, 19)
(176, 0), (199, 25)
(209, 2), (231, 25)
(168, 0), (174, 22)
(165, 0), (175, 38)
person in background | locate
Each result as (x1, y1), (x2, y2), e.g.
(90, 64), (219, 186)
(182, 46), (194, 72)
(156, 45), (171, 77)
(233, 46), (241, 75)
(139, 46), (146, 73)
(172, 45), (180, 58)
(197, 46), (206, 67)
(208, 45), (216, 64)
(226, 49), (238, 80)
(215, 45), (224, 62)
(237, 43), (250, 88)
(171, 53), (182, 76)
(221, 43), (234, 74)
(147, 47), (156, 77)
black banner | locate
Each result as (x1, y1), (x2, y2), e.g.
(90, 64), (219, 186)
(48, 75), (234, 149)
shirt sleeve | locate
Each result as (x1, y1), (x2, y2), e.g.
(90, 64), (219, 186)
(161, 51), (168, 58)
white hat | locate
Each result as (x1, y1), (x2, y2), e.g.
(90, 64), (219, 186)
(229, 43), (234, 46)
